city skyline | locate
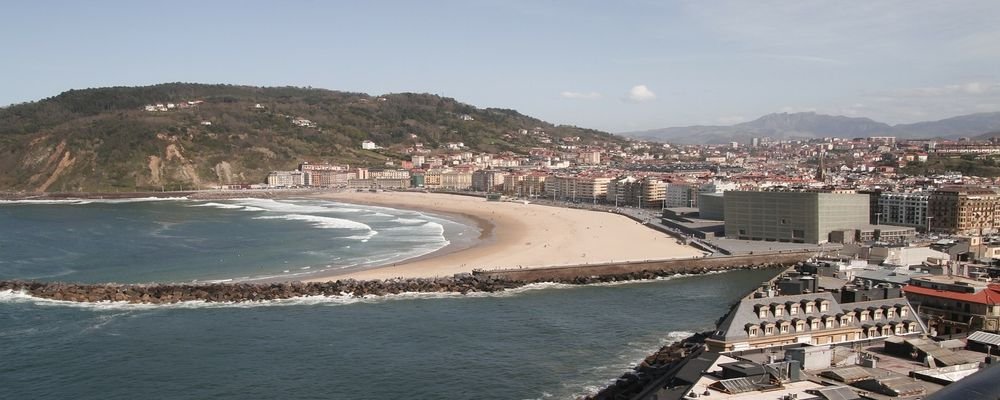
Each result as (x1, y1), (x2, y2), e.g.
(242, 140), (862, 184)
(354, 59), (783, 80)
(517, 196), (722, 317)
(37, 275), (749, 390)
(3, 1), (1000, 132)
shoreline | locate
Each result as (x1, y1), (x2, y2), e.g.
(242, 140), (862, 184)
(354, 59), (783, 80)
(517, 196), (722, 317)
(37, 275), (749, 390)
(1, 189), (708, 282)
(302, 191), (707, 281)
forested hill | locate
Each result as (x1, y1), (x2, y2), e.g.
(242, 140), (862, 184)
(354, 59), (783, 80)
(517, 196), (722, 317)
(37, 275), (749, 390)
(0, 83), (619, 192)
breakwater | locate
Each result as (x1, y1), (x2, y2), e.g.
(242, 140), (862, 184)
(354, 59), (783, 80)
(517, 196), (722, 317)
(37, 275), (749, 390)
(0, 261), (787, 304)
(586, 332), (711, 400)
(477, 252), (808, 282)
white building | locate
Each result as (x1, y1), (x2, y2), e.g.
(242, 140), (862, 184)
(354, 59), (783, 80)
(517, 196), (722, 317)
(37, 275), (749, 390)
(362, 140), (379, 150)
(266, 171), (306, 187)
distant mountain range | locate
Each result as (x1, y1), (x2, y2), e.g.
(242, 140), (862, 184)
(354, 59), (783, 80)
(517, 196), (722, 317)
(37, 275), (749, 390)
(621, 111), (1000, 144)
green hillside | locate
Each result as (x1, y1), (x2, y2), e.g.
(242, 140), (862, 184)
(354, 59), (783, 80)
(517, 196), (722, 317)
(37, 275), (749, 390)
(0, 83), (621, 192)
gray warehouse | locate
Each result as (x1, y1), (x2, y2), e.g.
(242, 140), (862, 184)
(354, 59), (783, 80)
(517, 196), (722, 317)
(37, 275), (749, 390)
(725, 190), (870, 244)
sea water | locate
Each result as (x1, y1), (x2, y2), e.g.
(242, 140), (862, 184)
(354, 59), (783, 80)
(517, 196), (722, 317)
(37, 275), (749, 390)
(0, 198), (477, 283)
(0, 199), (779, 399)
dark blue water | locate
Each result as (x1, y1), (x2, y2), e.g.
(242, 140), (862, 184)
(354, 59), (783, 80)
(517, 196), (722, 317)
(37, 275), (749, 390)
(0, 198), (474, 283)
(0, 201), (780, 399)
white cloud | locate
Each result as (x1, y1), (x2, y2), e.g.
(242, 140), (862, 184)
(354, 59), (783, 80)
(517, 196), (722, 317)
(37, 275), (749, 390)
(560, 91), (602, 100)
(717, 115), (747, 124)
(625, 85), (656, 103)
(779, 106), (817, 113)
(890, 81), (998, 97)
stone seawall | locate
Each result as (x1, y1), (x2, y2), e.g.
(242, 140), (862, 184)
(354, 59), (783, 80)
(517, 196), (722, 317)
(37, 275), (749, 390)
(0, 257), (795, 304)
(475, 252), (811, 282)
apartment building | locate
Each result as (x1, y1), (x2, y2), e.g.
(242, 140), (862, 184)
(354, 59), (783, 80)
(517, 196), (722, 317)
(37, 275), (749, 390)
(472, 170), (508, 192)
(877, 192), (929, 229)
(928, 187), (1000, 235)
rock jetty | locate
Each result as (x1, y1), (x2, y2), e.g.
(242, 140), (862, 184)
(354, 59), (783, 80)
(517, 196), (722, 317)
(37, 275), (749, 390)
(585, 331), (711, 400)
(0, 262), (786, 304)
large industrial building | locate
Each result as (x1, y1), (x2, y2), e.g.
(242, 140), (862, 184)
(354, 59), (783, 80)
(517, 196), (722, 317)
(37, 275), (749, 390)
(724, 190), (871, 244)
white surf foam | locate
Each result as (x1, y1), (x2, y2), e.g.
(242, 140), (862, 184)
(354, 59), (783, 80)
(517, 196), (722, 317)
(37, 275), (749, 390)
(192, 202), (246, 209)
(233, 198), (361, 213)
(0, 287), (539, 310)
(391, 218), (427, 225)
(0, 271), (727, 311)
(253, 214), (373, 231)
(0, 197), (189, 205)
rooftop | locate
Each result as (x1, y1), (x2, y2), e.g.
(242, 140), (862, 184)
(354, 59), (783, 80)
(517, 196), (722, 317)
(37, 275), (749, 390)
(903, 283), (1000, 305)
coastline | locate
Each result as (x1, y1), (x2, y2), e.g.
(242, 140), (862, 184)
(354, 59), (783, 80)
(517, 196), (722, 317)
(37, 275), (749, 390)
(303, 191), (707, 281)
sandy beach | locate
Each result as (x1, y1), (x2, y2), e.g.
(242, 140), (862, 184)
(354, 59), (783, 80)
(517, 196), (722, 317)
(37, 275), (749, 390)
(304, 192), (705, 281)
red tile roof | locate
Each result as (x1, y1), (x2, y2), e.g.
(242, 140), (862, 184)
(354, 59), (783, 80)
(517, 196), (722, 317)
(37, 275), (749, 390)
(903, 284), (1000, 305)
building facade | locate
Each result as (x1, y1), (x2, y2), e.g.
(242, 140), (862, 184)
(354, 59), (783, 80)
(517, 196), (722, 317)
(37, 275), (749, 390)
(665, 182), (699, 208)
(878, 192), (929, 229)
(903, 276), (1000, 335)
(928, 187), (1000, 235)
(502, 173), (546, 197)
(706, 292), (923, 353)
(472, 170), (507, 192)
(545, 176), (611, 203)
(607, 177), (666, 208)
(266, 171), (305, 187)
(724, 190), (871, 244)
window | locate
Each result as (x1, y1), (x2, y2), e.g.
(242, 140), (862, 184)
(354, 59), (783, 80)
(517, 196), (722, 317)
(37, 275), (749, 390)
(790, 306), (798, 315)
(774, 308), (783, 317)
(749, 327), (758, 337)
(820, 302), (828, 312)
(792, 229), (805, 238)
(739, 229), (747, 235)
(887, 309), (895, 318)
(781, 324), (789, 334)
(810, 320), (819, 330)
(900, 308), (907, 317)
(765, 326), (774, 335)
(859, 312), (868, 321)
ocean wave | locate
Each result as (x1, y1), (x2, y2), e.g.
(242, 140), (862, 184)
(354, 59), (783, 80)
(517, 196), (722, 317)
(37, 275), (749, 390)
(0, 288), (519, 310)
(233, 198), (361, 213)
(192, 202), (247, 209)
(391, 218), (427, 225)
(0, 197), (189, 205)
(253, 214), (374, 231)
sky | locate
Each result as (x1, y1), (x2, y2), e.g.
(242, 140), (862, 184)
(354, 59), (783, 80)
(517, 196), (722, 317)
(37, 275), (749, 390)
(2, 1), (1000, 132)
